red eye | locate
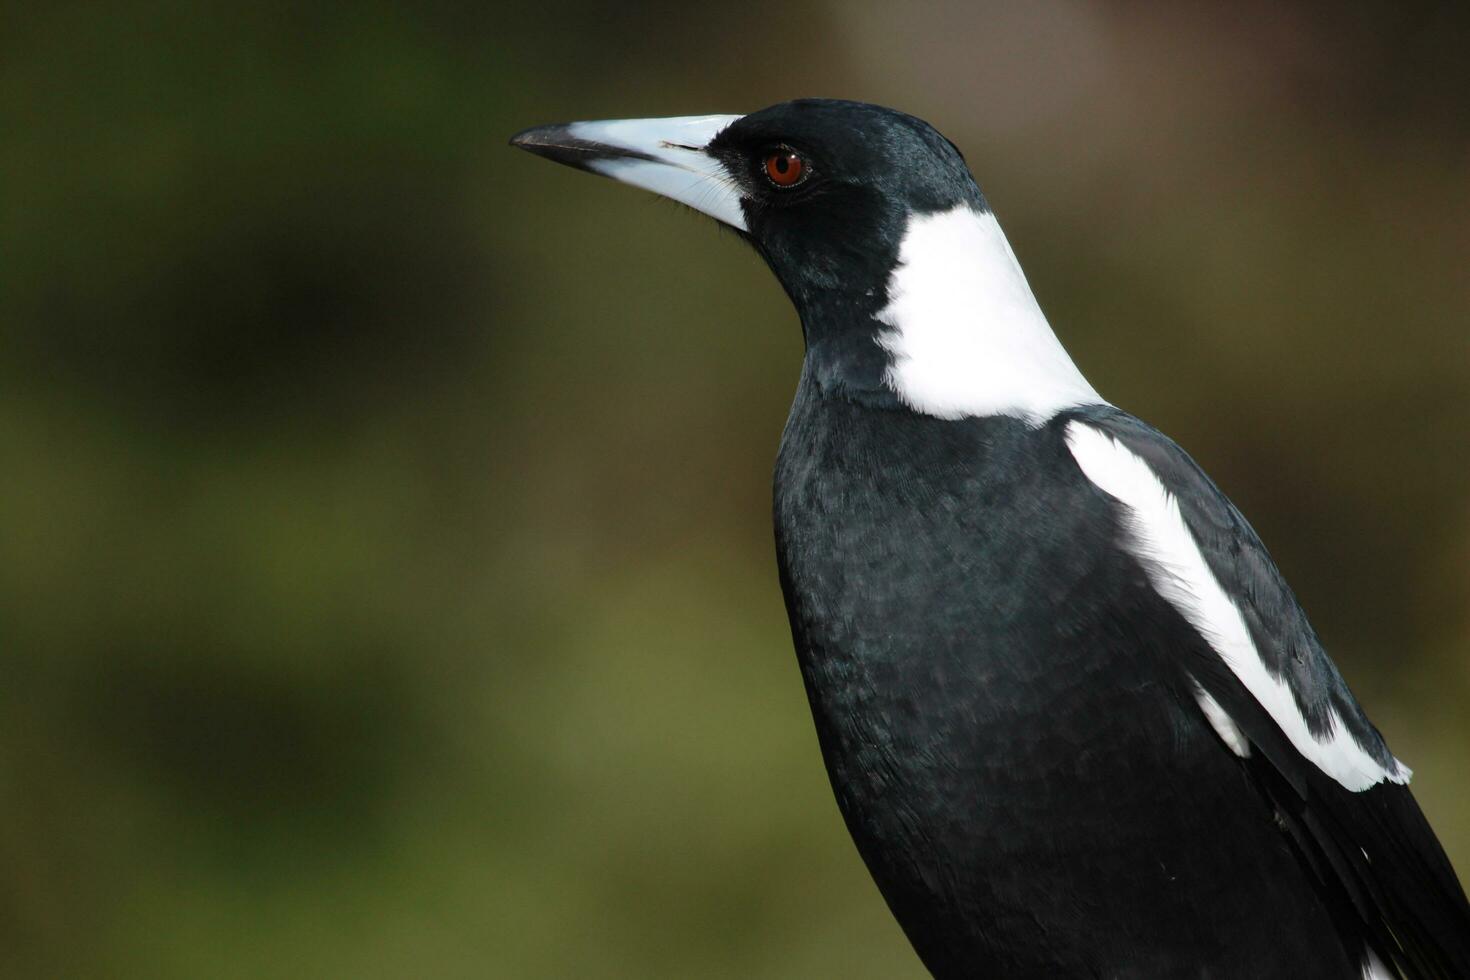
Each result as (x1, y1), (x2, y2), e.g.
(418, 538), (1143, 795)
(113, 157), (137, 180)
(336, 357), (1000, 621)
(764, 149), (806, 187)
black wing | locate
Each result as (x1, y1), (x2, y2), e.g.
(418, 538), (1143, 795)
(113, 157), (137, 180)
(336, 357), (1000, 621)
(1070, 405), (1470, 979)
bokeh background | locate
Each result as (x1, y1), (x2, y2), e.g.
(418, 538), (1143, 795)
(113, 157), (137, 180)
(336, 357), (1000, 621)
(4, 2), (1468, 977)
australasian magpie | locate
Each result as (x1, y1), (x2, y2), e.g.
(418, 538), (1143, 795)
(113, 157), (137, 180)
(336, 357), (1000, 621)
(511, 100), (1470, 978)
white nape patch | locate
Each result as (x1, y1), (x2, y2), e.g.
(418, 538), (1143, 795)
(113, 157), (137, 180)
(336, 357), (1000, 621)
(875, 205), (1103, 425)
(567, 115), (747, 230)
(1361, 948), (1393, 980)
(1064, 421), (1411, 793)
(1190, 680), (1251, 758)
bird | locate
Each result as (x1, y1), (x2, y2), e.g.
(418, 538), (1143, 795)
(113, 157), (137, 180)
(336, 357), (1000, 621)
(511, 99), (1470, 979)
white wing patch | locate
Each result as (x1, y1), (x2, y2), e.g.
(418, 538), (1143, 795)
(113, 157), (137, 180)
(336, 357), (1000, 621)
(1064, 421), (1410, 793)
(874, 206), (1103, 425)
(1361, 948), (1394, 980)
(1191, 680), (1251, 758)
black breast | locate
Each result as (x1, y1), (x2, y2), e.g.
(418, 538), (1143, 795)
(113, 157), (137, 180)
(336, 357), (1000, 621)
(772, 369), (1356, 978)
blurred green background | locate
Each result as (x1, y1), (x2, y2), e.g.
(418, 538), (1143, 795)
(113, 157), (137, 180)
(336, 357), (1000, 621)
(3, 2), (1467, 977)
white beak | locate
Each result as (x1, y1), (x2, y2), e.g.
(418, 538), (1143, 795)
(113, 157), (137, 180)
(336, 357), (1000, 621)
(512, 114), (748, 231)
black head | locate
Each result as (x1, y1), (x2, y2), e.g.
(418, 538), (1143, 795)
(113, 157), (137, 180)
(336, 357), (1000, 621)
(707, 101), (985, 307)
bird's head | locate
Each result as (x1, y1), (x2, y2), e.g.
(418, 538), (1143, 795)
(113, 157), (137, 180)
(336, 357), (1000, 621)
(512, 99), (1096, 421)
(511, 99), (982, 315)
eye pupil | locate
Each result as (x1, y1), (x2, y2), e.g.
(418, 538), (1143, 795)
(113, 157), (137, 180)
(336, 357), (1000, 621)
(764, 149), (805, 187)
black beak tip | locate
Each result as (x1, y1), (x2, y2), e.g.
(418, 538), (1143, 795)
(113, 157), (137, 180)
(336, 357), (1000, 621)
(509, 123), (565, 153)
(508, 123), (661, 173)
(507, 123), (610, 173)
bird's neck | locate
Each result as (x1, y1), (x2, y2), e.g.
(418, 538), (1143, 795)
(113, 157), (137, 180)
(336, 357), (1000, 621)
(799, 205), (1103, 425)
